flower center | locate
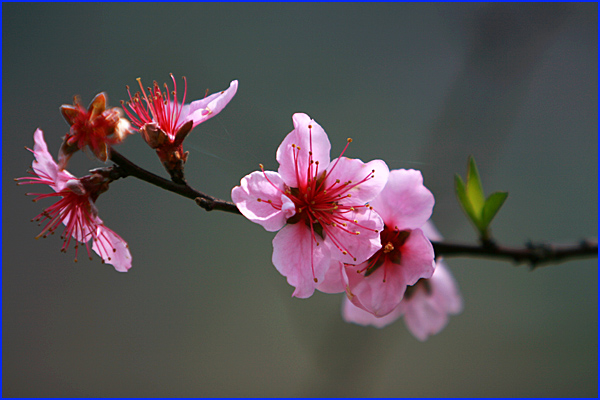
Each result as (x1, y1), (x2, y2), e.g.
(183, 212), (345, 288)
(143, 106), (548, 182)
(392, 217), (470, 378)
(122, 73), (187, 139)
(282, 133), (377, 261)
(358, 225), (411, 282)
(257, 125), (380, 283)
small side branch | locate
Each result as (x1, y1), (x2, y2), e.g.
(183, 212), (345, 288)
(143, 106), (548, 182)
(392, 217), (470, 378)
(432, 238), (598, 268)
(108, 149), (241, 215)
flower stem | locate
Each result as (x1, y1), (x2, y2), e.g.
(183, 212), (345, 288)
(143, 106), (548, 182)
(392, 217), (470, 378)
(108, 148), (241, 215)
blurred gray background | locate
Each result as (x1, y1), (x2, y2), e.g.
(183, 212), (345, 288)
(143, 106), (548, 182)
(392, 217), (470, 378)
(3, 3), (597, 397)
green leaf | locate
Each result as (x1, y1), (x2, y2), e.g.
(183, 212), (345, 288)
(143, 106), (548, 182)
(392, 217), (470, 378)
(455, 173), (480, 227)
(466, 156), (485, 216)
(481, 191), (509, 229)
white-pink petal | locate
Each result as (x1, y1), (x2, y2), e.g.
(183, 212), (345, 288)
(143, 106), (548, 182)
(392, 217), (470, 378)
(184, 80), (238, 128)
(92, 225), (132, 272)
(232, 170), (295, 232)
(342, 296), (402, 328)
(272, 223), (331, 298)
(324, 158), (389, 205)
(316, 260), (347, 294)
(398, 262), (462, 341)
(345, 228), (435, 317)
(370, 169), (434, 230)
(32, 129), (74, 191)
(276, 113), (331, 188)
(325, 207), (383, 265)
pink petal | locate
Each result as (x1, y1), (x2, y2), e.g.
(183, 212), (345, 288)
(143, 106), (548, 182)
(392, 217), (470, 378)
(345, 228), (435, 317)
(316, 260), (347, 294)
(324, 207), (383, 265)
(231, 170), (295, 232)
(184, 80), (238, 127)
(342, 296), (402, 328)
(395, 228), (436, 284)
(345, 259), (407, 317)
(92, 225), (132, 272)
(276, 113), (331, 188)
(401, 292), (448, 341)
(272, 223), (331, 298)
(31, 129), (74, 191)
(370, 169), (434, 230)
(397, 262), (462, 341)
(421, 220), (443, 241)
(324, 158), (389, 204)
(427, 261), (463, 314)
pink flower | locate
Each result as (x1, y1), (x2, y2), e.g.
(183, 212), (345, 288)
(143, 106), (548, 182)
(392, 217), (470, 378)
(123, 75), (238, 182)
(17, 129), (132, 272)
(344, 169), (436, 317)
(232, 113), (389, 298)
(342, 222), (463, 341)
(59, 92), (132, 168)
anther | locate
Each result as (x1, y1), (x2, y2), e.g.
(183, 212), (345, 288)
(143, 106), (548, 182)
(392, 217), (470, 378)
(347, 138), (352, 143)
(308, 125), (313, 129)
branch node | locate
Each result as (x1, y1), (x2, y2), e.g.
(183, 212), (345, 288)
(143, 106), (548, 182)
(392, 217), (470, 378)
(195, 197), (214, 211)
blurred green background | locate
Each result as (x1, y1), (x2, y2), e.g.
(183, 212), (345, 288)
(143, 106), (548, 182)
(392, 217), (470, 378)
(3, 3), (597, 397)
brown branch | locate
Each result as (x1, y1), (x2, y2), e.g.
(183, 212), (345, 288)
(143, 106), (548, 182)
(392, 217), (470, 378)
(432, 238), (597, 268)
(108, 149), (241, 215)
(107, 149), (597, 267)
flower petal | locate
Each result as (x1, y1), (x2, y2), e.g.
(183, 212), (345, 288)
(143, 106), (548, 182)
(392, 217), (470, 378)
(272, 223), (331, 298)
(370, 169), (434, 230)
(397, 262), (462, 341)
(32, 129), (74, 191)
(184, 80), (238, 127)
(421, 220), (443, 241)
(342, 296), (402, 328)
(316, 260), (347, 294)
(276, 113), (331, 188)
(345, 228), (435, 317)
(426, 260), (463, 314)
(232, 170), (295, 232)
(92, 225), (132, 272)
(324, 158), (389, 204)
(325, 206), (383, 265)
(401, 293), (447, 341)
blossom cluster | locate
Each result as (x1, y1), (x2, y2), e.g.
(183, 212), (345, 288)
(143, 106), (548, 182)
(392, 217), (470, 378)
(232, 113), (462, 340)
(18, 76), (237, 273)
(19, 75), (461, 340)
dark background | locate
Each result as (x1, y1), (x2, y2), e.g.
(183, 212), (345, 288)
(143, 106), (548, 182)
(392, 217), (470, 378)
(3, 3), (597, 397)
